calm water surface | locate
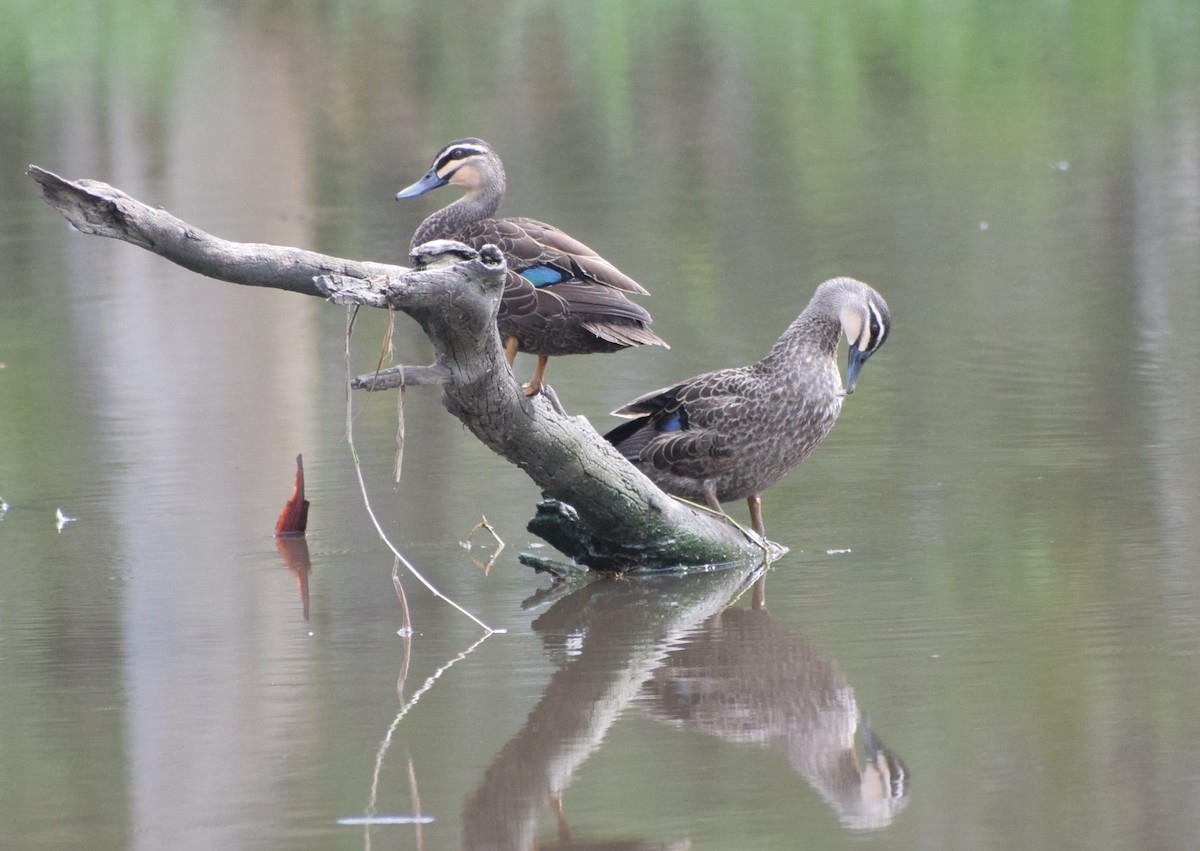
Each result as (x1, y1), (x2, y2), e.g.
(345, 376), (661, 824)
(2, 3), (1200, 849)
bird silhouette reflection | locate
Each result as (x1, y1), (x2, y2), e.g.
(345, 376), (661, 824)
(462, 566), (908, 849)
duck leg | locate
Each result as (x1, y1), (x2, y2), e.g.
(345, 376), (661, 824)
(523, 354), (550, 397)
(747, 495), (765, 539)
(702, 482), (726, 515)
(548, 792), (571, 843)
(504, 335), (546, 396)
(751, 574), (767, 609)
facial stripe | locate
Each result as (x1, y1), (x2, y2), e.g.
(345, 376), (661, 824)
(852, 300), (886, 353)
(840, 305), (864, 352)
(435, 143), (488, 177)
(865, 300), (888, 352)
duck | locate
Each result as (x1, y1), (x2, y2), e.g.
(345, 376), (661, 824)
(604, 277), (890, 539)
(396, 138), (668, 395)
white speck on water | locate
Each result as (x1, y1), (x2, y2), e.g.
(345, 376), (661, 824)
(979, 221), (989, 231)
(826, 548), (852, 555)
(55, 507), (76, 532)
(337, 815), (436, 826)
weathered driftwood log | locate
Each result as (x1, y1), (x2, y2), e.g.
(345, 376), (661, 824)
(28, 165), (774, 571)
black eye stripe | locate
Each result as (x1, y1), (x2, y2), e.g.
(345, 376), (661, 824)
(437, 145), (486, 171)
(863, 301), (889, 352)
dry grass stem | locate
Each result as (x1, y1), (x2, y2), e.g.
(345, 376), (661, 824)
(343, 307), (498, 633)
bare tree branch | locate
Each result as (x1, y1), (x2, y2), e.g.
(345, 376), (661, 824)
(29, 165), (771, 570)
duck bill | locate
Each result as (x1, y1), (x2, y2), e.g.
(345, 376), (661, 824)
(395, 167), (447, 199)
(845, 346), (868, 394)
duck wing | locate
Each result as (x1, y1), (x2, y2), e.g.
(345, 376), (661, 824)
(457, 217), (649, 295)
(607, 371), (758, 479)
(496, 278), (666, 347)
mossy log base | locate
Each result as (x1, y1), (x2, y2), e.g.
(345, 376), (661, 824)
(28, 165), (777, 571)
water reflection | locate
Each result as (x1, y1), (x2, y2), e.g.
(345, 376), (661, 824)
(273, 536), (312, 621)
(460, 567), (908, 848)
(640, 604), (909, 831)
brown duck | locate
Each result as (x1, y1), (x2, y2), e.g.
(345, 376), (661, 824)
(605, 277), (891, 538)
(397, 138), (667, 395)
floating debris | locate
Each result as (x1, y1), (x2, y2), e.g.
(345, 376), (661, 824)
(464, 515), (504, 573)
(55, 507), (76, 532)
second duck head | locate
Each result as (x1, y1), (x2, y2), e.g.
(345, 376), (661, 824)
(396, 138), (506, 200)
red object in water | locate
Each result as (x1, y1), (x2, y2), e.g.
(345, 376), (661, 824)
(274, 454), (310, 536)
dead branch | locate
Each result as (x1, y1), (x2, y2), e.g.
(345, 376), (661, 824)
(29, 165), (771, 570)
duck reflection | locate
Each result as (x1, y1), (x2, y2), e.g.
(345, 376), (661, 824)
(638, 599), (909, 830)
(462, 568), (909, 849)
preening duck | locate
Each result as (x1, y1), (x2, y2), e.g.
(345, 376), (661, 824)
(605, 277), (890, 538)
